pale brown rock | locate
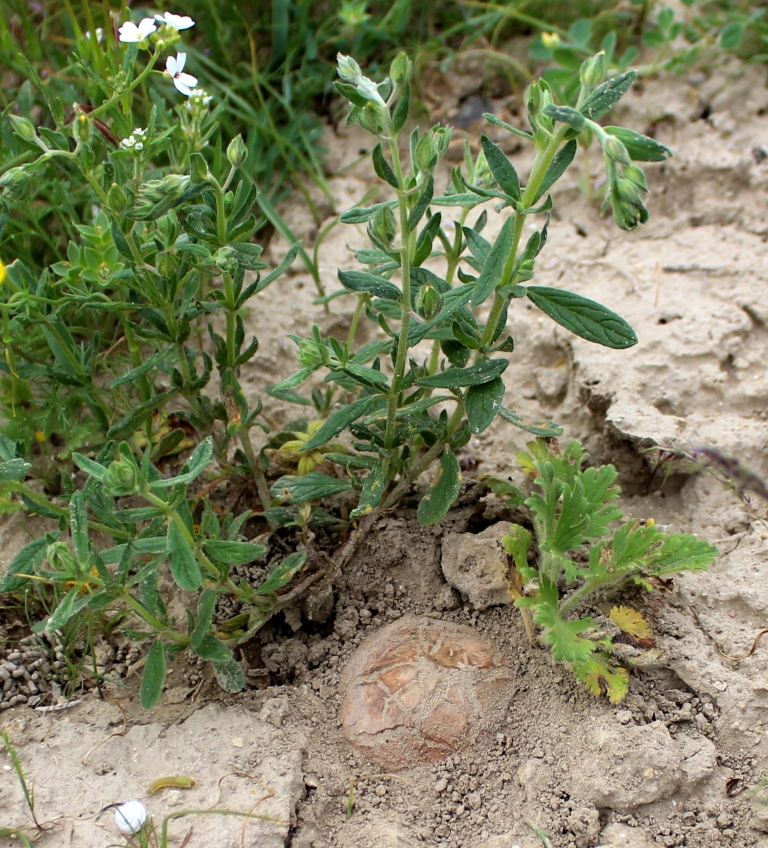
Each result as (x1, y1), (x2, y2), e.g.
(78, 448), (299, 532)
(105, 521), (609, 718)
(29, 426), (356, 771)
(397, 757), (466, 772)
(340, 615), (515, 769)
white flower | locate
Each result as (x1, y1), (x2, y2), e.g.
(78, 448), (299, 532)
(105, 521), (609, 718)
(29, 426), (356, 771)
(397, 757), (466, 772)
(154, 12), (195, 30)
(118, 17), (157, 43)
(165, 53), (198, 96)
(120, 128), (147, 151)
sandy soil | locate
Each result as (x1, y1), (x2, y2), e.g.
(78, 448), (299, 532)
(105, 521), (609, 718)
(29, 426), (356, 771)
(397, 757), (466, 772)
(2, 62), (768, 848)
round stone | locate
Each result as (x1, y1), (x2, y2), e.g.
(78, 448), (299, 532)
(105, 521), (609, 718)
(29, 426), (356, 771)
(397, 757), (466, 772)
(340, 615), (515, 769)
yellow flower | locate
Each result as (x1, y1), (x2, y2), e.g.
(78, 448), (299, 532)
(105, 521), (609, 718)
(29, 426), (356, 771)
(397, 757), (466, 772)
(541, 32), (561, 49)
(0, 257), (5, 285)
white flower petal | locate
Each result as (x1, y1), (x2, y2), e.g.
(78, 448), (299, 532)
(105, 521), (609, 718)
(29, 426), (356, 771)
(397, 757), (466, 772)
(118, 17), (156, 43)
(173, 72), (198, 96)
(174, 52), (187, 73)
(155, 12), (195, 30)
(165, 55), (179, 75)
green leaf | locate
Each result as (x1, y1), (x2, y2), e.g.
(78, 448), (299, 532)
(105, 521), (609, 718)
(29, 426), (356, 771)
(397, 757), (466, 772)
(418, 449), (462, 526)
(107, 389), (176, 440)
(719, 21), (744, 49)
(0, 536), (52, 591)
(167, 521), (202, 591)
(465, 376), (505, 434)
(110, 349), (170, 388)
(202, 540), (267, 565)
(482, 113), (534, 141)
(543, 105), (586, 132)
(213, 657), (245, 692)
(580, 69), (637, 121)
(408, 176), (434, 231)
(72, 453), (109, 483)
(416, 357), (508, 389)
(603, 126), (672, 162)
(270, 473), (352, 504)
(150, 437), (214, 489)
(529, 577), (596, 663)
(480, 135), (520, 200)
(0, 457), (31, 482)
(340, 200), (398, 224)
(257, 551), (307, 595)
(392, 82), (410, 133)
(498, 407), (563, 437)
(140, 638), (166, 709)
(338, 270), (401, 301)
(110, 220), (133, 262)
(40, 586), (93, 632)
(192, 632), (232, 662)
(301, 395), (380, 452)
(190, 589), (216, 650)
(471, 216), (516, 306)
(372, 143), (400, 189)
(526, 287), (637, 349)
(532, 139), (577, 204)
(572, 657), (629, 703)
(69, 491), (88, 563)
(351, 460), (387, 518)
(431, 193), (487, 208)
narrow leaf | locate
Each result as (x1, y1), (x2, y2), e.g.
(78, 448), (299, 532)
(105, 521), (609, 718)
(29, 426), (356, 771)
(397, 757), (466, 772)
(202, 540), (267, 565)
(603, 126), (672, 162)
(418, 450), (462, 526)
(213, 657), (245, 692)
(472, 216), (516, 306)
(351, 461), (387, 518)
(480, 136), (520, 200)
(372, 143), (400, 189)
(532, 139), (577, 204)
(526, 287), (637, 349)
(69, 491), (88, 563)
(167, 521), (202, 591)
(301, 395), (380, 451)
(270, 473), (352, 504)
(190, 589), (216, 650)
(140, 639), (166, 709)
(416, 357), (508, 388)
(150, 437), (213, 489)
(256, 551), (307, 595)
(338, 270), (401, 301)
(465, 377), (505, 434)
(580, 69), (637, 121)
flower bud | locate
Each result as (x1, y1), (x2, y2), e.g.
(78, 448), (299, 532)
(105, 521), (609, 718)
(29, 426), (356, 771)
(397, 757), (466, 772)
(431, 126), (452, 160)
(105, 449), (141, 496)
(389, 52), (412, 88)
(297, 337), (324, 370)
(601, 134), (631, 166)
(370, 205), (396, 244)
(9, 115), (37, 143)
(73, 111), (94, 144)
(0, 165), (29, 190)
(418, 285), (442, 319)
(189, 152), (210, 184)
(107, 182), (129, 215)
(358, 102), (385, 135)
(46, 541), (78, 573)
(226, 134), (248, 168)
(337, 53), (363, 83)
(414, 132), (438, 173)
(579, 52), (606, 88)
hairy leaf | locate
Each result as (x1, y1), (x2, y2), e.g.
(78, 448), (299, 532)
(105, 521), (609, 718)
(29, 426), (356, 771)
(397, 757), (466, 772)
(418, 449), (462, 526)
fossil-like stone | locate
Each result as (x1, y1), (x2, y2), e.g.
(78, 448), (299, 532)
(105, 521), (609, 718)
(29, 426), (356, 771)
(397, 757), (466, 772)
(340, 615), (515, 769)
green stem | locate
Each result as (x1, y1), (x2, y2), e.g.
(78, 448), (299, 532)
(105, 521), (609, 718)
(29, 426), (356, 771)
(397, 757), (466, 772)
(88, 48), (162, 121)
(222, 271), (237, 367)
(480, 125), (569, 349)
(119, 591), (187, 644)
(238, 428), (275, 524)
(383, 134), (413, 453)
(346, 295), (367, 350)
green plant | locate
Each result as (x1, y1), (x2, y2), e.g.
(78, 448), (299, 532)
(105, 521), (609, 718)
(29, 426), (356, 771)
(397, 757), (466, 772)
(496, 439), (717, 702)
(1, 729), (41, 835)
(273, 49), (671, 530)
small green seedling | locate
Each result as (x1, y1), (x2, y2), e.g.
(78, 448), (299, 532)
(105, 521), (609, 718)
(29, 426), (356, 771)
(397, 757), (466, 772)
(497, 439), (718, 702)
(1, 729), (41, 841)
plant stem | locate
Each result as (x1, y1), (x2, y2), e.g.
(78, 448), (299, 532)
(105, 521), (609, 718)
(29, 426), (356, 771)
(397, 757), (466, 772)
(238, 427), (275, 524)
(480, 124), (569, 348)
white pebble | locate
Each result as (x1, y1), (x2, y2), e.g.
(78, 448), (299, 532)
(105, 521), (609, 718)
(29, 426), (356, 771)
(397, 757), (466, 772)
(115, 800), (147, 834)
